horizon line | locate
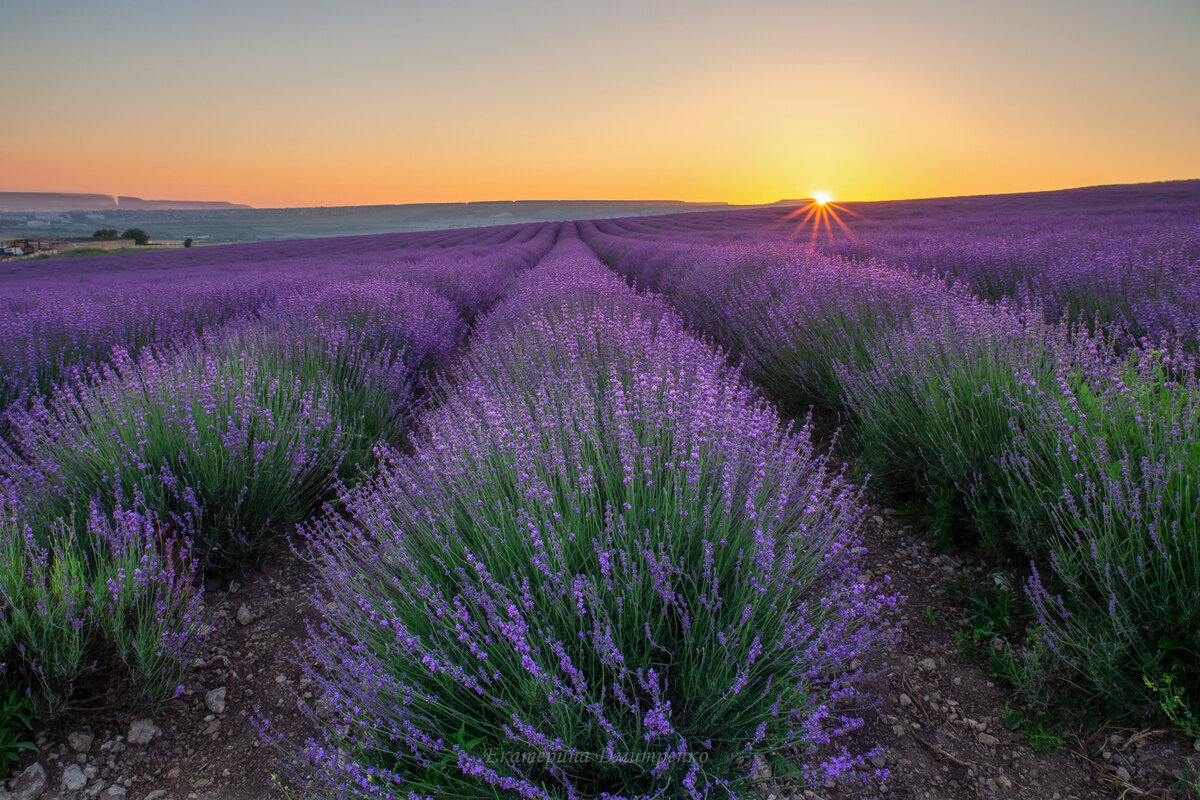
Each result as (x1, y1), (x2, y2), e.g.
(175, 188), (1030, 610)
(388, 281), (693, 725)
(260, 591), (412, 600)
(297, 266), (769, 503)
(3, 178), (1199, 212)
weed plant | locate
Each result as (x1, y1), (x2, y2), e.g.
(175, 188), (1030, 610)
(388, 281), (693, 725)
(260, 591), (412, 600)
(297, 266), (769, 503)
(0, 689), (36, 779)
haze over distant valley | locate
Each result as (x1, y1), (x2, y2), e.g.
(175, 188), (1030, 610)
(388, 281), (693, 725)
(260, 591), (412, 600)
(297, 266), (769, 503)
(0, 194), (743, 245)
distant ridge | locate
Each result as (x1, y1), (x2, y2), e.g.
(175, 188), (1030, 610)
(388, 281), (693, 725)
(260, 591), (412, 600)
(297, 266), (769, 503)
(115, 196), (252, 211)
(0, 192), (251, 212)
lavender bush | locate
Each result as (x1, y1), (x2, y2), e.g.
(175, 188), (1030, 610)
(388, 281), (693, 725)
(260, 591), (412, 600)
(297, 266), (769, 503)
(0, 499), (201, 720)
(289, 238), (894, 798)
(839, 296), (1200, 722)
(3, 343), (375, 573)
(252, 276), (466, 432)
(1009, 346), (1200, 719)
(2, 342), (359, 572)
(837, 299), (1070, 552)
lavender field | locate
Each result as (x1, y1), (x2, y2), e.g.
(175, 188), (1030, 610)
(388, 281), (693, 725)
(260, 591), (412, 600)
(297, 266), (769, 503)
(2, 183), (1198, 798)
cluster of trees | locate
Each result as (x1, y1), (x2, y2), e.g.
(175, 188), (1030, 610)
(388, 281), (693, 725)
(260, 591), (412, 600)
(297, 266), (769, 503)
(92, 228), (150, 245)
(89, 230), (194, 247)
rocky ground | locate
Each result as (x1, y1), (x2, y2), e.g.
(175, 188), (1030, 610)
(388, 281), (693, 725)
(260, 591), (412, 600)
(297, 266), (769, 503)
(4, 511), (1197, 800)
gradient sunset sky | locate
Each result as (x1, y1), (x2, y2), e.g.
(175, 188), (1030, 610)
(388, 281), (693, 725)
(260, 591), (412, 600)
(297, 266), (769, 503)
(3, 0), (1198, 208)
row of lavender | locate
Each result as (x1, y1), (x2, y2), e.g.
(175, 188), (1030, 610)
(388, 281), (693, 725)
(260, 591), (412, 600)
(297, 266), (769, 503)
(283, 225), (895, 798)
(0, 221), (553, 413)
(0, 223), (558, 732)
(581, 209), (1200, 734)
(603, 184), (1200, 350)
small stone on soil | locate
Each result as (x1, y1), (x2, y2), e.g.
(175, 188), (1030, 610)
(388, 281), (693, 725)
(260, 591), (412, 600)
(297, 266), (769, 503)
(68, 731), (95, 754)
(11, 763), (47, 800)
(62, 763), (87, 791)
(205, 687), (227, 714)
(126, 719), (160, 745)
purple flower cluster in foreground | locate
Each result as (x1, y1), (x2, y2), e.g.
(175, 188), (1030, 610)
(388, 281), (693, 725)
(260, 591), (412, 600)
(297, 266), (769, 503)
(1, 497), (202, 718)
(289, 229), (896, 798)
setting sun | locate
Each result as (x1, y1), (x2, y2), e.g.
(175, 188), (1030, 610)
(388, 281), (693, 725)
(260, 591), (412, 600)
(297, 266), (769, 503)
(814, 192), (833, 205)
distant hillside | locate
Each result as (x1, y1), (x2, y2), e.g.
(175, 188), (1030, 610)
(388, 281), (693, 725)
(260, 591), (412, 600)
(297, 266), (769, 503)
(0, 192), (119, 212)
(115, 196), (252, 211)
(0, 192), (251, 212)
(0, 199), (740, 245)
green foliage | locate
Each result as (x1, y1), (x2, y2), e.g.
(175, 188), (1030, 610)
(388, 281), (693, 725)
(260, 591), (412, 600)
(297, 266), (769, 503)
(0, 690), (37, 780)
(1, 513), (95, 718)
(35, 248), (146, 259)
(999, 703), (1065, 752)
(948, 571), (1063, 713)
(951, 576), (1019, 671)
(92, 228), (119, 239)
(1145, 675), (1200, 741)
(183, 237), (194, 248)
(120, 228), (150, 245)
(419, 723), (493, 793)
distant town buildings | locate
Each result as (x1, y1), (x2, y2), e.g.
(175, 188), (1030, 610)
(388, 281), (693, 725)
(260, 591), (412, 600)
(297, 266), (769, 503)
(0, 237), (181, 259)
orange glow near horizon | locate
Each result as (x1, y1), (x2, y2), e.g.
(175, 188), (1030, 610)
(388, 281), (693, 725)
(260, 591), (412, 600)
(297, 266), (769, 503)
(2, 4), (1198, 208)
